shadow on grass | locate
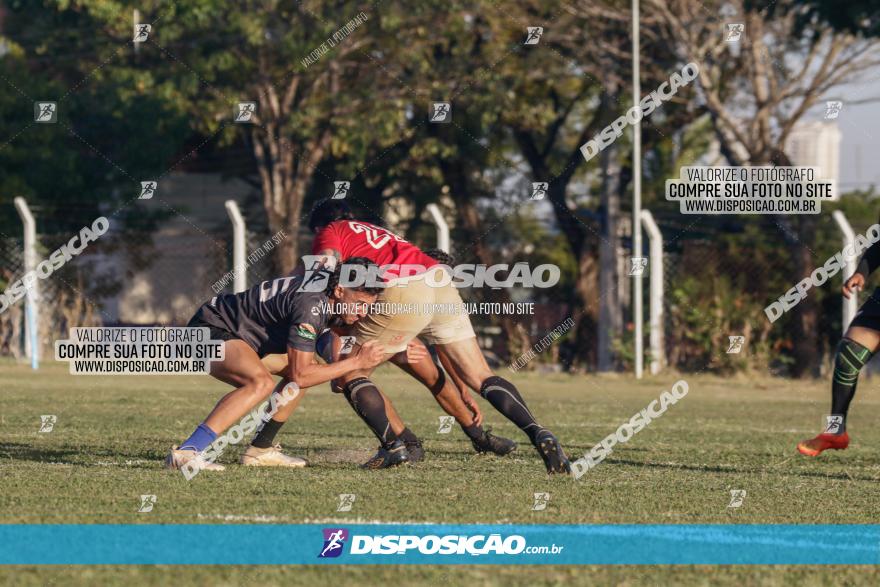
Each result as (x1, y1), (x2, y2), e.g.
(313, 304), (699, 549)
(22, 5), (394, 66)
(0, 442), (160, 467)
(599, 455), (880, 482)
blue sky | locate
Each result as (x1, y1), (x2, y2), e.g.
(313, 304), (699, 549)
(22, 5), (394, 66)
(829, 75), (880, 192)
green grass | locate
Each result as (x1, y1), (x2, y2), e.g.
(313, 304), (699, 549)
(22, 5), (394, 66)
(2, 359), (880, 584)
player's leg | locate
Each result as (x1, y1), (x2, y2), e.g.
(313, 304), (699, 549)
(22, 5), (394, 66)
(318, 331), (418, 441)
(341, 363), (417, 463)
(166, 339), (277, 471)
(433, 348), (516, 453)
(331, 352), (410, 444)
(257, 354), (307, 425)
(798, 324), (880, 456)
(239, 345), (398, 468)
(336, 282), (434, 468)
(334, 351), (415, 468)
(436, 337), (536, 434)
(388, 342), (516, 455)
(422, 273), (569, 473)
(340, 371), (410, 468)
(260, 334), (413, 469)
(829, 327), (880, 429)
(201, 341), (280, 431)
(435, 336), (570, 474)
(227, 353), (309, 467)
(436, 350), (471, 408)
(390, 342), (472, 422)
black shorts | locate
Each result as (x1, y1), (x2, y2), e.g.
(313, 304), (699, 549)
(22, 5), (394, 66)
(187, 305), (238, 343)
(849, 288), (880, 332)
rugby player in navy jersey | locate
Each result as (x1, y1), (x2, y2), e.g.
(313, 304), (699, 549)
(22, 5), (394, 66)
(164, 257), (424, 471)
(798, 235), (880, 456)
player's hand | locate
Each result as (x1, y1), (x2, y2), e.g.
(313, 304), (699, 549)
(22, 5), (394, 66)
(843, 273), (865, 299)
(356, 340), (386, 369)
(405, 339), (429, 364)
(462, 391), (483, 427)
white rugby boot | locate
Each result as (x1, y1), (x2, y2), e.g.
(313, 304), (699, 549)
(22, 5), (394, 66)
(240, 444), (308, 467)
(164, 445), (226, 472)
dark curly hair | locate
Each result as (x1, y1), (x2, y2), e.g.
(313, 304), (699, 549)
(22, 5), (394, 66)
(325, 256), (384, 296)
(308, 198), (354, 233)
(423, 248), (456, 266)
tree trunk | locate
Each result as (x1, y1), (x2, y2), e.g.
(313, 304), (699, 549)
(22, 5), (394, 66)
(790, 215), (820, 377)
(544, 180), (598, 371)
(597, 142), (622, 371)
(252, 126), (333, 275)
(770, 149), (819, 377)
(572, 253), (599, 370)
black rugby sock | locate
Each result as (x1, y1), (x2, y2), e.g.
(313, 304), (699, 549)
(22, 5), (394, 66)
(251, 418), (285, 448)
(343, 378), (398, 450)
(461, 423), (485, 442)
(479, 376), (544, 443)
(398, 427), (419, 445)
(830, 338), (874, 433)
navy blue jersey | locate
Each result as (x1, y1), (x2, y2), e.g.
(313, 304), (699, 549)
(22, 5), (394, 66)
(193, 273), (329, 357)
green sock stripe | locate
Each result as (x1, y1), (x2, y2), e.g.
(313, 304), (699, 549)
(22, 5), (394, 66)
(838, 353), (861, 373)
(833, 370), (857, 381)
(843, 346), (867, 366)
(841, 340), (873, 366)
(832, 341), (874, 390)
(848, 350), (867, 369)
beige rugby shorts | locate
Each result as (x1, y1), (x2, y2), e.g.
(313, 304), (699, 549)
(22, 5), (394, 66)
(354, 266), (475, 353)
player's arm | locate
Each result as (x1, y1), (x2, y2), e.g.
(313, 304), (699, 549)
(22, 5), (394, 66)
(285, 283), (382, 388)
(287, 341), (384, 390)
(845, 239), (880, 298)
(856, 239), (880, 277)
(437, 346), (483, 426)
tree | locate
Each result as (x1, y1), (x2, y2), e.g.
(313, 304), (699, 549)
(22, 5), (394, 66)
(0, 2), (189, 237)
(648, 0), (880, 375)
(503, 0), (696, 369)
(782, 0), (880, 37)
(146, 1), (412, 272)
(385, 3), (537, 355)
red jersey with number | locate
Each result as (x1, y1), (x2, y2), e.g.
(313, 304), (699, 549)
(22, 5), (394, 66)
(312, 220), (438, 278)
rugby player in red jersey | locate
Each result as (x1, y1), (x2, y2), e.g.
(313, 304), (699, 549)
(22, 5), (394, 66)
(305, 199), (570, 474)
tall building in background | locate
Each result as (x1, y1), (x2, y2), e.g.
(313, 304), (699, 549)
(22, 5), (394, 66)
(786, 120), (842, 181)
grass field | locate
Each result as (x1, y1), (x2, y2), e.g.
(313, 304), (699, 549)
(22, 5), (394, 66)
(3, 359), (880, 585)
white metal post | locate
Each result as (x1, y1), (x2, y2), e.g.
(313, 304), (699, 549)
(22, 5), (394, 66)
(426, 203), (450, 253)
(133, 9), (140, 54)
(640, 210), (664, 374)
(224, 200), (247, 293)
(832, 210), (858, 332)
(14, 196), (39, 369)
(632, 0), (643, 379)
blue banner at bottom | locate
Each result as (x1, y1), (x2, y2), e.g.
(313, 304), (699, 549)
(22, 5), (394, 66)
(0, 524), (878, 565)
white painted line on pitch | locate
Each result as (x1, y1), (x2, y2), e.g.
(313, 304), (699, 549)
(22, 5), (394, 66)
(94, 459), (149, 466)
(194, 514), (439, 524)
(301, 517), (441, 525)
(196, 513), (293, 523)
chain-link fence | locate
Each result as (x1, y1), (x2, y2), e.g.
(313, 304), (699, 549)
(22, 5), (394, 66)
(0, 237), (26, 359)
(0, 233), (100, 360)
(657, 213), (857, 375)
(1, 204), (865, 376)
(0, 216), (321, 361)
